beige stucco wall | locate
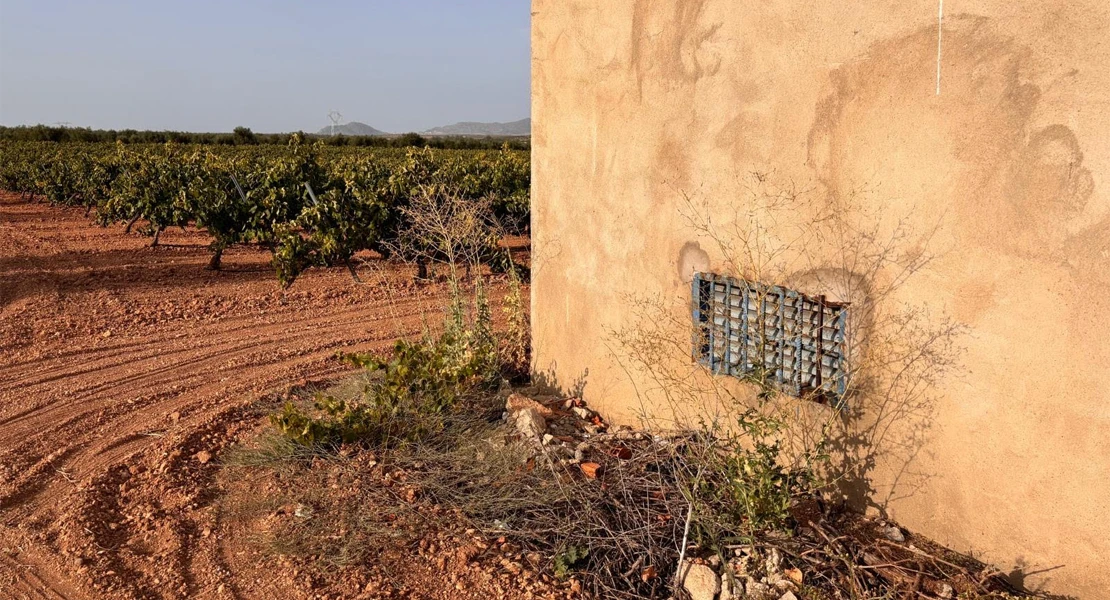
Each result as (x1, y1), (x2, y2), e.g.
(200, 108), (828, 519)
(531, 1), (1110, 597)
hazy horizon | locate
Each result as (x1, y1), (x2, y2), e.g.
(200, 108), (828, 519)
(0, 1), (530, 133)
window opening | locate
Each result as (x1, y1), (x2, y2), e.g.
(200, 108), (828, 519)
(692, 273), (849, 406)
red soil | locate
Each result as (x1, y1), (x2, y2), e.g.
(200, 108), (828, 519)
(0, 193), (552, 599)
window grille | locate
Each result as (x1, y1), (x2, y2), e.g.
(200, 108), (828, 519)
(691, 273), (849, 406)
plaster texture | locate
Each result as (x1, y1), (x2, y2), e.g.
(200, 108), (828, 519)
(532, 1), (1110, 596)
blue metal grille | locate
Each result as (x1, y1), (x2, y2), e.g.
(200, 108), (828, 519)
(692, 273), (849, 406)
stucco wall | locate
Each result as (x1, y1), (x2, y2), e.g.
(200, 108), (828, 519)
(531, 1), (1110, 597)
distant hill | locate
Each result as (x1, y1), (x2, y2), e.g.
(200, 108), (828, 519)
(423, 118), (530, 137)
(315, 122), (387, 136)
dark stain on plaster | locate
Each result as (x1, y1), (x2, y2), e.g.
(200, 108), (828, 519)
(806, 14), (1105, 273)
(677, 241), (710, 283)
(658, 131), (694, 191)
(1009, 125), (1094, 219)
(631, 0), (720, 100)
(632, 0), (760, 185)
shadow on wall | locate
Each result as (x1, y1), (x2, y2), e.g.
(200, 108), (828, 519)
(800, 16), (1107, 594)
(634, 172), (962, 522)
(599, 171), (1084, 597)
(531, 368), (589, 402)
(808, 14), (1105, 280)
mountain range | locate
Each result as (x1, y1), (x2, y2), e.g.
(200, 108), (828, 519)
(315, 122), (387, 136)
(422, 118), (530, 136)
(315, 118), (530, 137)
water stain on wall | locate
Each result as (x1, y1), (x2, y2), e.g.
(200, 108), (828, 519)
(631, 0), (719, 96)
(807, 15), (1105, 275)
(1005, 124), (1096, 257)
(630, 0), (765, 190)
(676, 241), (710, 283)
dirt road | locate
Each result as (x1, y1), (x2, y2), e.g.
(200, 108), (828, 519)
(0, 193), (525, 599)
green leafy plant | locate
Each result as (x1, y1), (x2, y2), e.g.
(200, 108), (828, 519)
(272, 338), (484, 448)
(270, 280), (503, 448)
(553, 545), (589, 580)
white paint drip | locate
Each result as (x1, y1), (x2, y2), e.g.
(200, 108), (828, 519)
(936, 0), (944, 95)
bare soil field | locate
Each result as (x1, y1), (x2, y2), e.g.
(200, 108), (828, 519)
(0, 193), (547, 599)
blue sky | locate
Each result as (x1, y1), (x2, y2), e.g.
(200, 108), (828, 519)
(0, 1), (530, 133)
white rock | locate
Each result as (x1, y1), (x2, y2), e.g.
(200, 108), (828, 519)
(779, 592), (800, 600)
(764, 547), (782, 575)
(720, 576), (745, 600)
(572, 406), (592, 420)
(573, 441), (591, 462)
(880, 525), (906, 543)
(680, 561), (720, 600)
(513, 407), (546, 440)
(745, 580), (773, 600)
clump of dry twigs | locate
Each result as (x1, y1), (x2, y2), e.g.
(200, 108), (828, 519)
(228, 381), (1032, 600)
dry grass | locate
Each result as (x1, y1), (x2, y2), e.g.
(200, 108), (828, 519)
(222, 379), (1036, 600)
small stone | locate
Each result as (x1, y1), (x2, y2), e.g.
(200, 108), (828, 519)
(542, 433), (556, 445)
(745, 580), (773, 600)
(937, 583), (955, 599)
(730, 554), (751, 578)
(571, 407), (591, 420)
(195, 451), (212, 465)
(783, 567), (803, 585)
(579, 462), (602, 479)
(720, 576), (744, 600)
(880, 525), (905, 543)
(765, 547), (782, 573)
(779, 592), (799, 600)
(513, 408), (546, 440)
(680, 562), (721, 600)
(506, 393), (554, 418)
(573, 442), (590, 463)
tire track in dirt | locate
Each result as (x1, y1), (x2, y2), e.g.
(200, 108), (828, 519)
(0, 299), (419, 393)
(0, 298), (439, 472)
(0, 319), (406, 520)
(0, 193), (525, 599)
(0, 299), (431, 430)
(0, 550), (80, 600)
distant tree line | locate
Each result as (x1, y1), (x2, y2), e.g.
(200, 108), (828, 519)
(0, 125), (529, 150)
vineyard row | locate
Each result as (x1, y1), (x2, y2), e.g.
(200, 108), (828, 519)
(0, 138), (530, 286)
